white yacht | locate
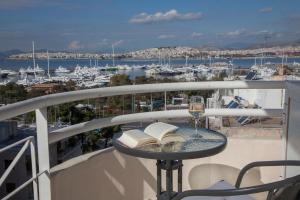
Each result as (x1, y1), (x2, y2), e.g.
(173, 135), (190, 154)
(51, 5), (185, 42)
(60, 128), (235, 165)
(55, 66), (70, 74)
(293, 61), (300, 67)
(16, 77), (29, 86)
(0, 79), (11, 85)
(116, 65), (131, 70)
(0, 69), (18, 77)
(35, 64), (45, 75)
(19, 65), (44, 75)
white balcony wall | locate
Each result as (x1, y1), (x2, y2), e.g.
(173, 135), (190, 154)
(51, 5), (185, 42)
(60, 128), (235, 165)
(285, 81), (300, 177)
(51, 136), (283, 200)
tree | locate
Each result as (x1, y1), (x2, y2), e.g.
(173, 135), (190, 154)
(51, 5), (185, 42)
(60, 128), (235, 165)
(0, 83), (27, 104)
(100, 126), (121, 148)
(27, 89), (46, 98)
(109, 74), (131, 86)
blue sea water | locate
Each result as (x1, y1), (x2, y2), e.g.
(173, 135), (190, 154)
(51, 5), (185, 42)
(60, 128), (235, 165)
(1, 57), (300, 79)
(1, 57), (300, 70)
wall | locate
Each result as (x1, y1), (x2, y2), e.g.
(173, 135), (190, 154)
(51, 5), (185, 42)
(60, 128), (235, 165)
(51, 137), (283, 200)
(285, 81), (300, 177)
(0, 121), (17, 142)
(234, 89), (284, 109)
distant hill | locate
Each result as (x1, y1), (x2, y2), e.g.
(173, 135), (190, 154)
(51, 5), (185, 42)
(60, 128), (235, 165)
(223, 42), (253, 50)
(0, 49), (25, 59)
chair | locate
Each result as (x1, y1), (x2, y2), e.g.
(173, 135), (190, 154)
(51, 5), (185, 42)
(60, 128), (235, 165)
(174, 160), (300, 200)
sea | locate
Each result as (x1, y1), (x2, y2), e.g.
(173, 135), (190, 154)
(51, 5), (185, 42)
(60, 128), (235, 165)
(1, 57), (300, 79)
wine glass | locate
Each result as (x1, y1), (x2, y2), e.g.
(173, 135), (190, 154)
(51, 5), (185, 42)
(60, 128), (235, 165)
(189, 96), (205, 136)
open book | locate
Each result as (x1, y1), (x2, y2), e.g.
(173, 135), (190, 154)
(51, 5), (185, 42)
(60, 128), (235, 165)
(117, 122), (184, 148)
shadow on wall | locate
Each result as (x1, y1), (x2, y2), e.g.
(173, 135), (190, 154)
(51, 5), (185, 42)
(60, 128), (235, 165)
(51, 148), (157, 200)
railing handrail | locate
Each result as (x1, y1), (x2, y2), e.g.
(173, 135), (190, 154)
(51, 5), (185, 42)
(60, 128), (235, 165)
(49, 108), (283, 144)
(0, 136), (33, 153)
(0, 81), (285, 121)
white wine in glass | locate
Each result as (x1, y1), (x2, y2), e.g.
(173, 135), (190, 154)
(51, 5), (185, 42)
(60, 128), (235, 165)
(189, 96), (205, 136)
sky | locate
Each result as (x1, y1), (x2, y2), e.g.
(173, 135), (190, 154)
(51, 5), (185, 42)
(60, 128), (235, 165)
(0, 0), (300, 52)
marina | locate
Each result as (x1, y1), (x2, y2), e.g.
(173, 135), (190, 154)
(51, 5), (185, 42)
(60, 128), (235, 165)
(1, 56), (300, 87)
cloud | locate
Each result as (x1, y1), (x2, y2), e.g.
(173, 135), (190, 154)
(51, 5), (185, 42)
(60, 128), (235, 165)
(0, 0), (61, 9)
(258, 7), (273, 13)
(191, 32), (203, 38)
(0, 0), (37, 9)
(157, 34), (175, 39)
(219, 29), (277, 39)
(249, 30), (274, 36)
(97, 38), (109, 46)
(130, 9), (203, 24)
(220, 29), (246, 37)
(68, 40), (83, 50)
(61, 32), (76, 36)
(112, 40), (124, 46)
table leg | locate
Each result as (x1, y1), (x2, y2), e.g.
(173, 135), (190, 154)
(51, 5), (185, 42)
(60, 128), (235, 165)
(157, 160), (162, 198)
(178, 160), (183, 193)
(157, 160), (183, 200)
(166, 160), (173, 199)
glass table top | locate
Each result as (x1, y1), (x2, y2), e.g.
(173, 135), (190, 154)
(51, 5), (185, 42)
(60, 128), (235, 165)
(113, 127), (227, 160)
(135, 128), (225, 153)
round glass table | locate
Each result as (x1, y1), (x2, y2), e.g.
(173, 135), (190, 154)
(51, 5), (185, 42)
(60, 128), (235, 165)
(113, 127), (227, 200)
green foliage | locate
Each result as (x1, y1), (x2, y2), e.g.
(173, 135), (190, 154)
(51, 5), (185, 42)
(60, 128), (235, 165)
(211, 71), (227, 81)
(57, 103), (96, 125)
(109, 74), (131, 86)
(283, 66), (293, 75)
(100, 125), (121, 148)
(27, 89), (46, 98)
(55, 80), (77, 92)
(24, 111), (35, 124)
(0, 83), (27, 104)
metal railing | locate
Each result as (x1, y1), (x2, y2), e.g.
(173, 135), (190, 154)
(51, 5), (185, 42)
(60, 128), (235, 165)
(0, 81), (287, 200)
(0, 136), (40, 200)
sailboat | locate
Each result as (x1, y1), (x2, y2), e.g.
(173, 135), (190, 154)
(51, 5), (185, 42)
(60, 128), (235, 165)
(112, 44), (115, 67)
(20, 42), (45, 76)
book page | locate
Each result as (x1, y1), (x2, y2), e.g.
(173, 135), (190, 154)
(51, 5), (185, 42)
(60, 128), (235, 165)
(144, 122), (179, 141)
(117, 129), (157, 148)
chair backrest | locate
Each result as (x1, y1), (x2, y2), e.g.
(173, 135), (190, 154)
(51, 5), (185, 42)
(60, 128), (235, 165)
(174, 160), (300, 200)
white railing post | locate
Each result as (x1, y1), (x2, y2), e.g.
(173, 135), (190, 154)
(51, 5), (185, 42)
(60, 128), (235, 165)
(150, 93), (153, 112)
(30, 138), (38, 200)
(36, 108), (51, 200)
(164, 91), (167, 110)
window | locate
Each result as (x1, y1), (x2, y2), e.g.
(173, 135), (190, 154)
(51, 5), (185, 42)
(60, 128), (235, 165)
(6, 183), (16, 194)
(4, 160), (12, 170)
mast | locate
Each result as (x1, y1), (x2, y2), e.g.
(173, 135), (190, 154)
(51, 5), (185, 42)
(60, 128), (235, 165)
(282, 51), (284, 68)
(158, 50), (161, 65)
(185, 55), (188, 67)
(112, 44), (115, 67)
(47, 50), (50, 78)
(260, 51), (263, 66)
(32, 41), (36, 79)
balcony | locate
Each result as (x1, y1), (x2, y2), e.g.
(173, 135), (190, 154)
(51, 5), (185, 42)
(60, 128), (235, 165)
(0, 80), (300, 200)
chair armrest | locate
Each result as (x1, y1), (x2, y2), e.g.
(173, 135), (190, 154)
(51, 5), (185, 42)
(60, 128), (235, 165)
(235, 160), (300, 188)
(173, 175), (300, 200)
